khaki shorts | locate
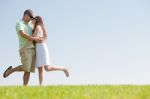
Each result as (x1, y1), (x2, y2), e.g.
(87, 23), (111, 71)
(19, 48), (35, 72)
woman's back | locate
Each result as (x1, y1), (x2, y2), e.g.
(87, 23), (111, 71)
(36, 25), (43, 37)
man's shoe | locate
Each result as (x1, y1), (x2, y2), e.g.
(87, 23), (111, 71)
(3, 66), (12, 78)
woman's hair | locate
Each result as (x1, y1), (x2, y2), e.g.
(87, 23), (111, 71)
(33, 16), (46, 34)
(34, 16), (44, 26)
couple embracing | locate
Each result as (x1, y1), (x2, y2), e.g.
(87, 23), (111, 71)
(3, 9), (69, 86)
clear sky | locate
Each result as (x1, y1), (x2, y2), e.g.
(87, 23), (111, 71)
(0, 0), (150, 85)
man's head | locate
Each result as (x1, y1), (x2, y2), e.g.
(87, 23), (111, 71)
(23, 9), (34, 22)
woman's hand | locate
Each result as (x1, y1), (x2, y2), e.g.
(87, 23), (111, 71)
(33, 37), (41, 43)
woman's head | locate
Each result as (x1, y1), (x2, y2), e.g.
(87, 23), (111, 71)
(32, 16), (45, 33)
(34, 16), (44, 26)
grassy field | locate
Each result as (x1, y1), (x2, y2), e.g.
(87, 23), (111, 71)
(0, 85), (150, 99)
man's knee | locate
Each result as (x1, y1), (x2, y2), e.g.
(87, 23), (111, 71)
(24, 72), (30, 76)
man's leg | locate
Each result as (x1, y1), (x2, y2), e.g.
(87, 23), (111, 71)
(23, 72), (30, 86)
(3, 65), (25, 77)
(23, 48), (35, 86)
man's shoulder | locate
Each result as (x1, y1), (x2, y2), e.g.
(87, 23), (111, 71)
(16, 20), (24, 32)
(28, 22), (34, 27)
(16, 20), (23, 25)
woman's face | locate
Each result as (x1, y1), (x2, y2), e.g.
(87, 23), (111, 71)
(31, 19), (36, 25)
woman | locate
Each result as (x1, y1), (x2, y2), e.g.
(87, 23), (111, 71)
(32, 16), (69, 85)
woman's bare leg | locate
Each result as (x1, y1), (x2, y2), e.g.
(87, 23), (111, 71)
(38, 67), (43, 86)
(44, 65), (69, 77)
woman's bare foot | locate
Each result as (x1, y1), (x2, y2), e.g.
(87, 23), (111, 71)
(63, 68), (69, 77)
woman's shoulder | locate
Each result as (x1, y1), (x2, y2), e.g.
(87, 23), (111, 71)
(36, 25), (43, 32)
(36, 25), (41, 28)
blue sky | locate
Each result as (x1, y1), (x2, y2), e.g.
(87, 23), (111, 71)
(0, 0), (150, 85)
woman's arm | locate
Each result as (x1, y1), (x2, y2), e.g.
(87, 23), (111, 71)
(41, 24), (47, 40)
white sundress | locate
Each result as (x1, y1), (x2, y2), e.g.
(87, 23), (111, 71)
(35, 27), (50, 67)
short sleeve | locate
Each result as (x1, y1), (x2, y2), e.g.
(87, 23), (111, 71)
(16, 21), (24, 33)
(29, 22), (34, 30)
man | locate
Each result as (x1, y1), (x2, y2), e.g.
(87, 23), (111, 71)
(3, 9), (41, 86)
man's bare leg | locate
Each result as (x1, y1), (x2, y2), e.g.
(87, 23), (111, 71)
(23, 72), (30, 86)
(4, 65), (25, 77)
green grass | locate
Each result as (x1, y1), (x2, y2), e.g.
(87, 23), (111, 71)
(1, 85), (150, 99)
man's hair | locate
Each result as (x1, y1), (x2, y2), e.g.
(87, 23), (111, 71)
(24, 9), (34, 18)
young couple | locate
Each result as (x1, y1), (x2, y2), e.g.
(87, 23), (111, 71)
(3, 9), (69, 86)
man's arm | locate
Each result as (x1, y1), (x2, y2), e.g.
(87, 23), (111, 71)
(16, 21), (40, 42)
(19, 30), (33, 41)
(19, 30), (39, 41)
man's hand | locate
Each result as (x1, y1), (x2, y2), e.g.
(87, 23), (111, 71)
(19, 30), (45, 43)
(33, 37), (44, 43)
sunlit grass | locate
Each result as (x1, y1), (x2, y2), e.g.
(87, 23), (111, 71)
(0, 85), (150, 99)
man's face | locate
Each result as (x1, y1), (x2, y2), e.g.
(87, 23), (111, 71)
(23, 14), (32, 22)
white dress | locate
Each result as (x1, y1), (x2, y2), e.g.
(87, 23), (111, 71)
(35, 27), (50, 67)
